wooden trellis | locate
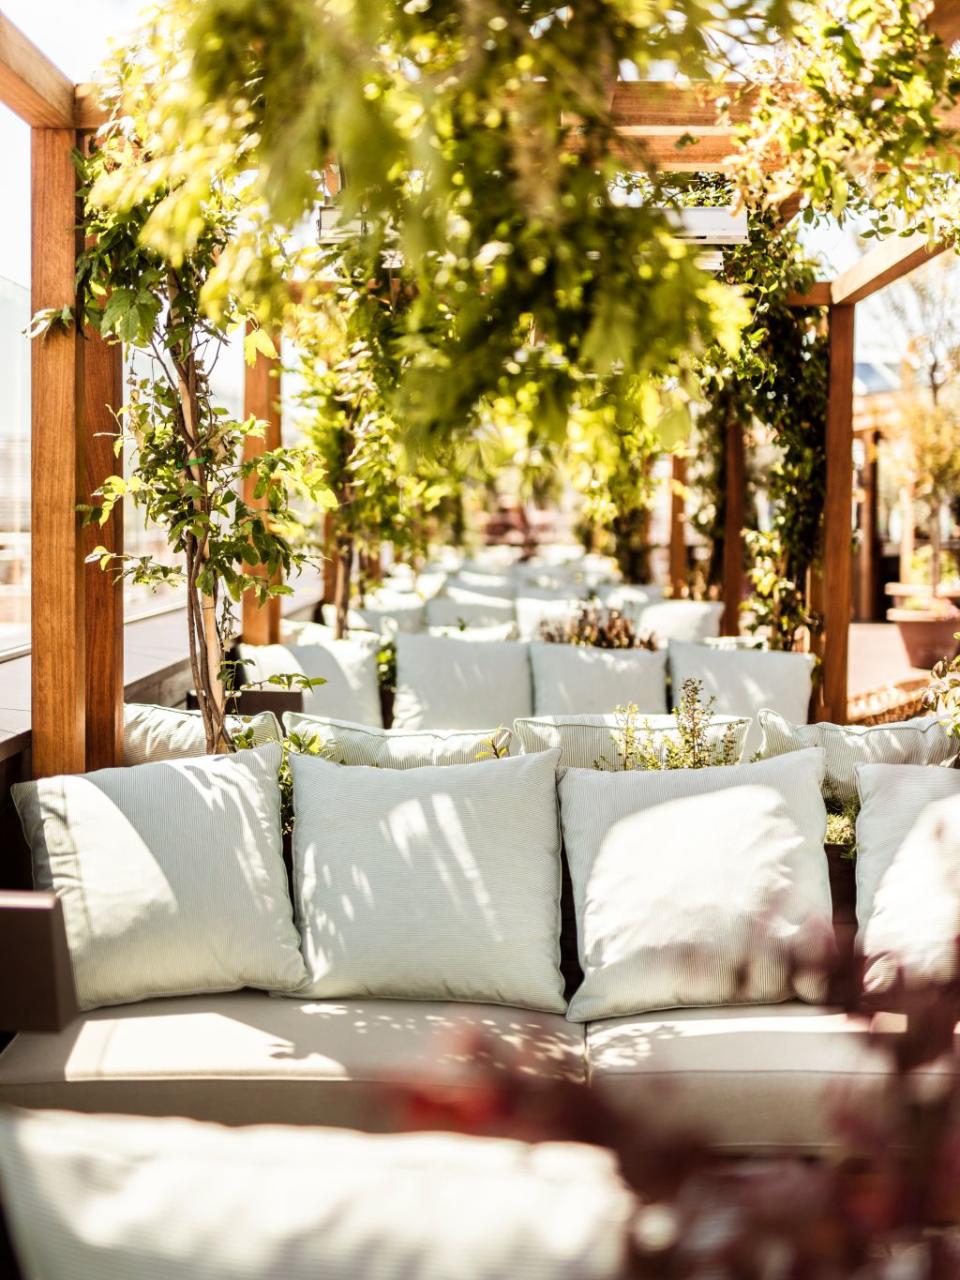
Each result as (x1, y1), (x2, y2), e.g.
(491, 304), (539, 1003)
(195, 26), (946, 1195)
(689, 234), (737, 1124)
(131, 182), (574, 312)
(1, 6), (957, 776)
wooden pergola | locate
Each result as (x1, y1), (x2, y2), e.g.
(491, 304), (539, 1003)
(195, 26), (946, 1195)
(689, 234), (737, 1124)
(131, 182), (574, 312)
(1, 6), (957, 779)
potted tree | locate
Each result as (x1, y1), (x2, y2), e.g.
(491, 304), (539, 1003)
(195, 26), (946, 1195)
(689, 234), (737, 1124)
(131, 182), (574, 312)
(886, 393), (960, 669)
(51, 21), (335, 753)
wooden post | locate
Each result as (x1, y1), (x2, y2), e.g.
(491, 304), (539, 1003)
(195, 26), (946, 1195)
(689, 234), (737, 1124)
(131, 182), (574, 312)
(721, 417), (745, 635)
(818, 304), (855, 723)
(854, 429), (881, 622)
(31, 127), (86, 779)
(669, 453), (687, 597)
(322, 512), (338, 607)
(82, 329), (124, 770)
(241, 330), (283, 645)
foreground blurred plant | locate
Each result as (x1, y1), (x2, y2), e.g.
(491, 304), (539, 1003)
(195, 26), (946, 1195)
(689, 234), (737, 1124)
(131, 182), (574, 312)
(398, 936), (960, 1278)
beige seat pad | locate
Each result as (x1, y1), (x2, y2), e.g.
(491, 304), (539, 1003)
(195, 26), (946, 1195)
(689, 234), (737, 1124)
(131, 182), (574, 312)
(587, 1002), (959, 1155)
(0, 993), (584, 1129)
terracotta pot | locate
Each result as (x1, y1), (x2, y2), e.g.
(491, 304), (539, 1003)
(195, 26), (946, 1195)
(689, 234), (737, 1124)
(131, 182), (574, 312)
(886, 608), (960, 670)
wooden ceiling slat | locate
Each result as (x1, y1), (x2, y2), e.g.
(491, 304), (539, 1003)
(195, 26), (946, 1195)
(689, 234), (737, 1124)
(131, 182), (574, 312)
(830, 232), (948, 306)
(0, 11), (75, 127)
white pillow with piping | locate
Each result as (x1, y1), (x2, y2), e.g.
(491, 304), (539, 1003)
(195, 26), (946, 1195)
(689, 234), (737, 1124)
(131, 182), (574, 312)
(559, 748), (831, 1022)
(513, 711), (750, 769)
(283, 712), (510, 766)
(530, 642), (668, 716)
(239, 635), (382, 727)
(393, 633), (532, 730)
(759, 709), (957, 803)
(668, 640), (816, 758)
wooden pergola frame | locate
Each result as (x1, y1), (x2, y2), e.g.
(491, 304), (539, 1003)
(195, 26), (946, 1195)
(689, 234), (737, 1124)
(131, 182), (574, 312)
(0, 7), (955, 776)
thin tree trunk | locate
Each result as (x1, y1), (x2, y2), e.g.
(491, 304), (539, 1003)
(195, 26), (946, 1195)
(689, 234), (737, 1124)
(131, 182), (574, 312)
(335, 534), (353, 640)
(931, 500), (943, 601)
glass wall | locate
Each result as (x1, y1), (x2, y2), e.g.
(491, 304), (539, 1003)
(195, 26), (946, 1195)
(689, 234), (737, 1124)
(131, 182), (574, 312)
(0, 275), (30, 654)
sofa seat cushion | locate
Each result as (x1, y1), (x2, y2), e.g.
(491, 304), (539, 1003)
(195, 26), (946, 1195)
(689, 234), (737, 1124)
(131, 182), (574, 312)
(586, 1003), (957, 1154)
(0, 992), (585, 1129)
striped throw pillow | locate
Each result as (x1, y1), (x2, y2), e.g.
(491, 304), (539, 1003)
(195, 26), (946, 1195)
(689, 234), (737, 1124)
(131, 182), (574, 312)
(123, 703), (281, 766)
(283, 712), (510, 767)
(760, 709), (956, 804)
(529, 643), (668, 717)
(559, 748), (831, 1022)
(514, 713), (750, 770)
(855, 762), (960, 931)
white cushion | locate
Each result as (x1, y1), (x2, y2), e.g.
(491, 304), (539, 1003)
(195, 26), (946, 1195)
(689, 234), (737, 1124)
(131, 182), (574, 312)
(283, 712), (510, 767)
(11, 745), (306, 1011)
(122, 703), (280, 766)
(393, 634), (533, 730)
(529, 642), (668, 716)
(515, 597), (587, 642)
(239, 635), (383, 727)
(591, 583), (664, 626)
(861, 793), (960, 994)
(445, 571), (517, 596)
(635, 600), (724, 644)
(426, 592), (516, 628)
(428, 621), (518, 641)
(0, 993), (584, 1125)
(668, 641), (816, 757)
(321, 592), (426, 635)
(290, 750), (566, 1011)
(514, 712), (750, 770)
(855, 762), (960, 931)
(0, 1107), (631, 1280)
(587, 1003), (941, 1154)
(559, 749), (831, 1022)
(759, 709), (957, 804)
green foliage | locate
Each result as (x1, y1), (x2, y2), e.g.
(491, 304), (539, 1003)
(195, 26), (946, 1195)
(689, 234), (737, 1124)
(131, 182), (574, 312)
(475, 729), (512, 762)
(925, 649), (960, 740)
(376, 640), (397, 700)
(120, 0), (765, 452)
(602, 678), (741, 771)
(689, 188), (829, 648)
(733, 0), (960, 235)
(825, 798), (859, 856)
(540, 605), (657, 650)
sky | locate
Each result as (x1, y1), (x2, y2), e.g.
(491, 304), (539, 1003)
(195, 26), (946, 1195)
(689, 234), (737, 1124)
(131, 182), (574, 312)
(0, 1), (909, 365)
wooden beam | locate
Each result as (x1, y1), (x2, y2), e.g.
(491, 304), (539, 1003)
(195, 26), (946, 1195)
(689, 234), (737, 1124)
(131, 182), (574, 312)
(31, 127), (86, 778)
(854, 428), (881, 623)
(0, 12), (75, 126)
(668, 453), (687, 597)
(721, 418), (745, 635)
(82, 329), (124, 771)
(609, 81), (761, 131)
(241, 330), (283, 646)
(818, 304), (855, 724)
(74, 82), (109, 130)
(787, 282), (832, 307)
(830, 232), (948, 306)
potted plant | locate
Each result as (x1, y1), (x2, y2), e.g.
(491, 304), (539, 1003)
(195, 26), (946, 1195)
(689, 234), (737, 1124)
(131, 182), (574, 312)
(885, 394), (960, 669)
(50, 23), (335, 754)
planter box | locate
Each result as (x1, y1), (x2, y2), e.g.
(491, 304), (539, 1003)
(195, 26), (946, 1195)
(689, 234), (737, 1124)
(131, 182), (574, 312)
(185, 689), (304, 718)
(886, 608), (960, 670)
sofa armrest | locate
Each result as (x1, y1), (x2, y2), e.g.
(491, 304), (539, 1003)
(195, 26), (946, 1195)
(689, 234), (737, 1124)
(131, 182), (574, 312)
(0, 892), (78, 1033)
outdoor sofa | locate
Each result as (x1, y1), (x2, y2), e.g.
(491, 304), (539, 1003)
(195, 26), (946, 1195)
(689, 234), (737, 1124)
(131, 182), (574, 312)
(1, 699), (958, 1159)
